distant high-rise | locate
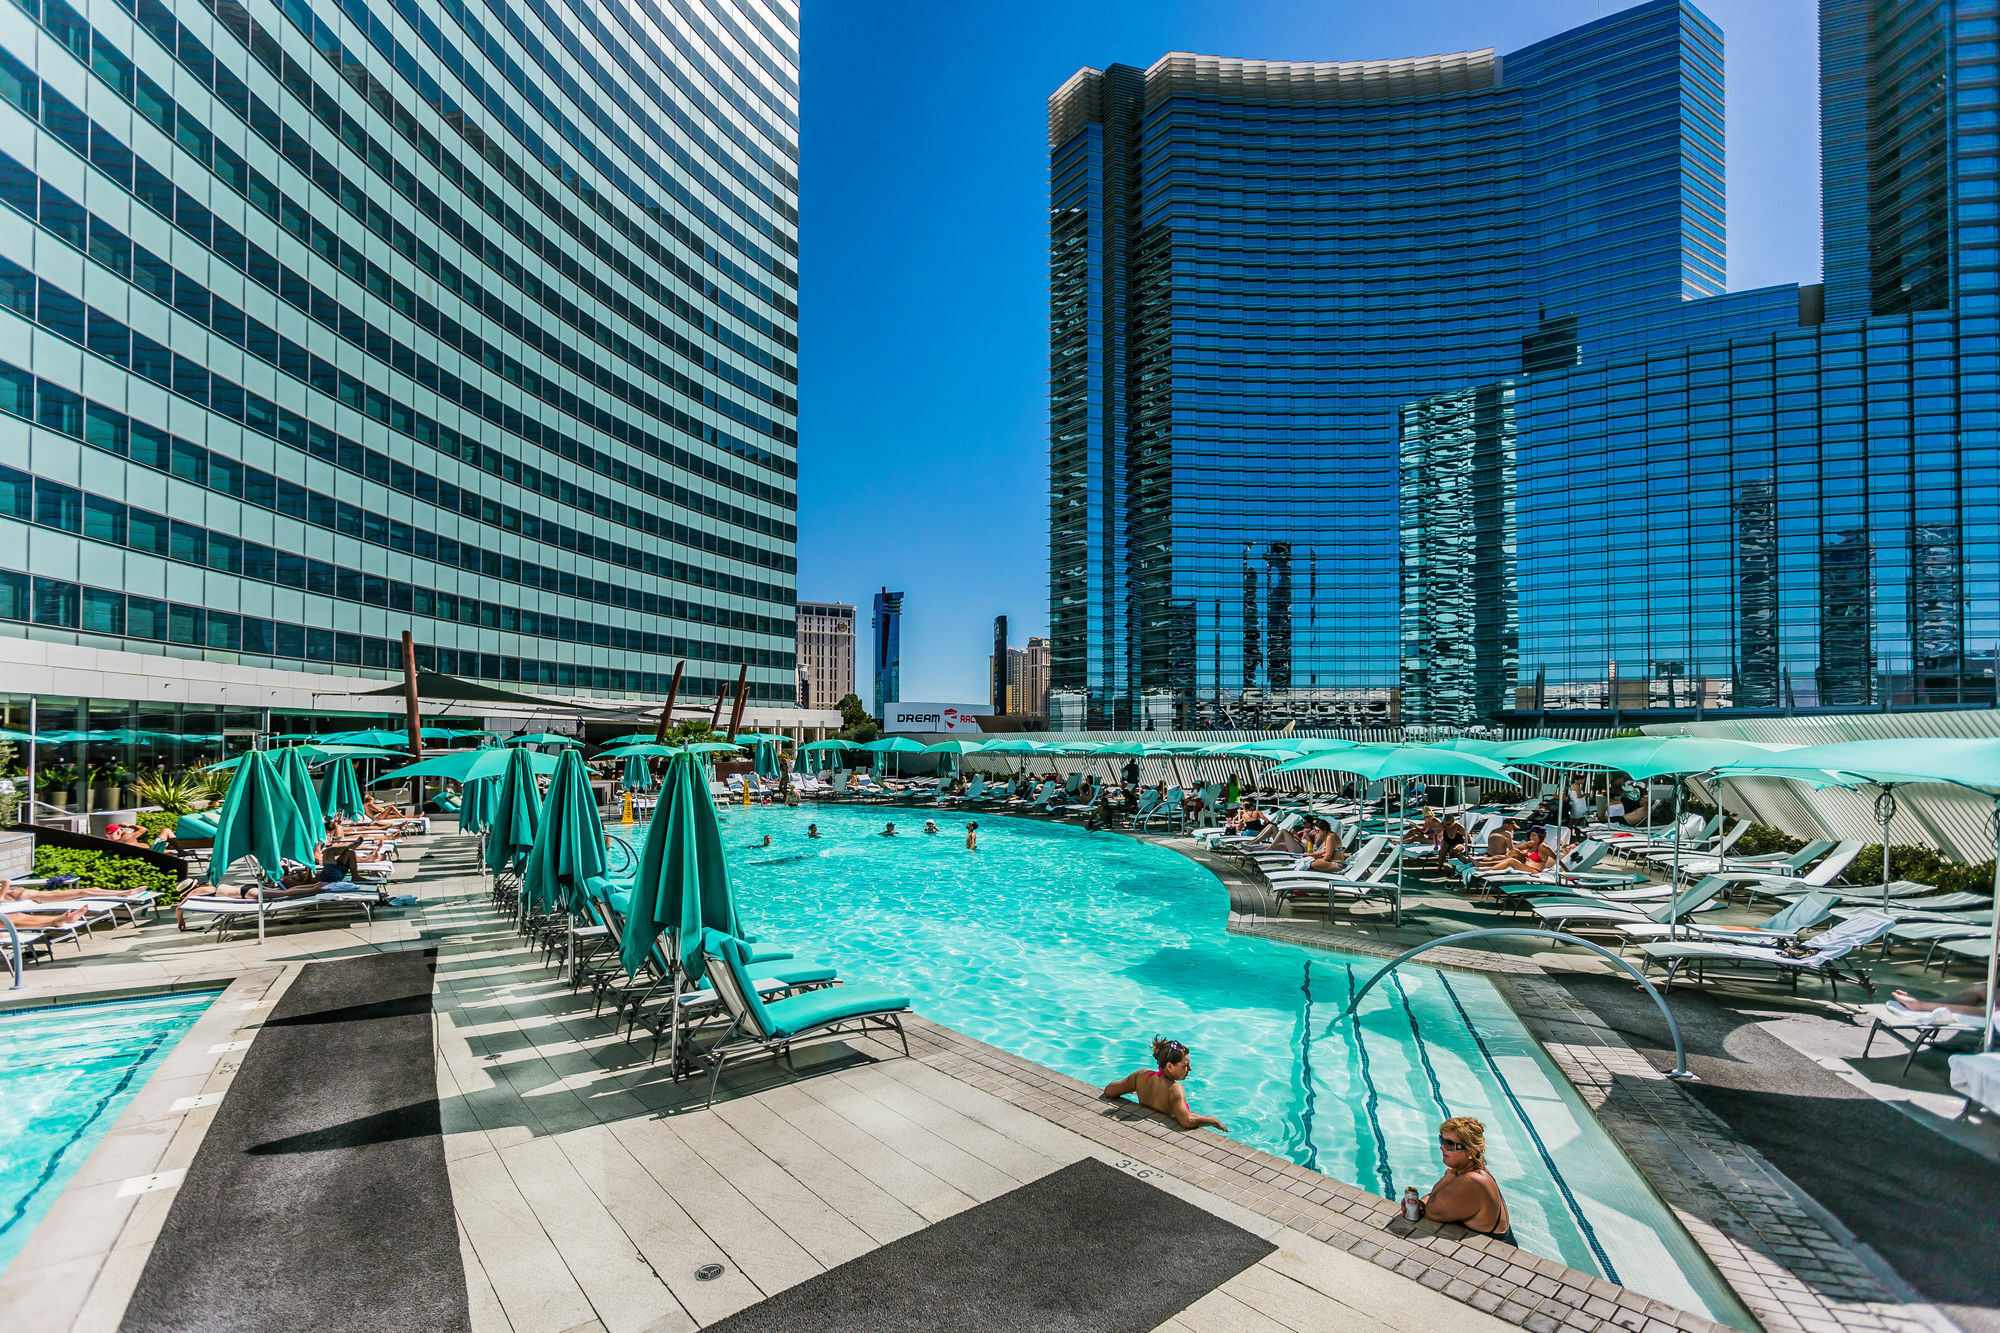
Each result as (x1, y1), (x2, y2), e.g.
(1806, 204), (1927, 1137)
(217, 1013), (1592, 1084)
(991, 615), (1010, 713)
(1051, 0), (1996, 726)
(872, 589), (904, 719)
(796, 602), (856, 711)
(1016, 637), (1052, 717)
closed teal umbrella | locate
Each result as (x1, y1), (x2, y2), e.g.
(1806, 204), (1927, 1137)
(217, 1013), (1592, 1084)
(622, 753), (652, 791)
(207, 750), (315, 942)
(459, 776), (498, 836)
(620, 752), (740, 979)
(317, 756), (365, 822)
(275, 747), (326, 839)
(485, 745), (544, 878)
(753, 741), (778, 780)
(522, 750), (608, 915)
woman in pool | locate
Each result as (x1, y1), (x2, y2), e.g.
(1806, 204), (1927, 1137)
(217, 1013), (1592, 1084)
(922, 819), (940, 835)
(964, 822), (978, 850)
(1418, 1116), (1515, 1245)
(1100, 1036), (1227, 1132)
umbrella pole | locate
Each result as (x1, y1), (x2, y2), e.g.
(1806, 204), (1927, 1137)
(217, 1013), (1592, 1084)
(1984, 799), (1998, 1053)
(1874, 787), (1896, 910)
(1668, 779), (1684, 942)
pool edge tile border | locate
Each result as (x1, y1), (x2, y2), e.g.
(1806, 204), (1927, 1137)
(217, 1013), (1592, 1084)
(1221, 916), (1955, 1333)
(0, 964), (299, 1333)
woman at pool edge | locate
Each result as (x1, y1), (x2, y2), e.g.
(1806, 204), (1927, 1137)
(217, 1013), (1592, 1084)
(1100, 1036), (1227, 1132)
(1418, 1116), (1515, 1245)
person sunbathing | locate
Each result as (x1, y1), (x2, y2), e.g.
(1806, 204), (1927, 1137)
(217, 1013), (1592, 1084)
(1405, 810), (1445, 846)
(1480, 828), (1556, 875)
(3, 904), (90, 930)
(1295, 822), (1349, 875)
(1485, 819), (1518, 859)
(1101, 1036), (1226, 1131)
(1, 879), (137, 904)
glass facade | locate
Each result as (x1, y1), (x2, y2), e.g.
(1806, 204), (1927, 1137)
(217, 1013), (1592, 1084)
(1049, 0), (1998, 727)
(0, 0), (800, 702)
(870, 586), (900, 718)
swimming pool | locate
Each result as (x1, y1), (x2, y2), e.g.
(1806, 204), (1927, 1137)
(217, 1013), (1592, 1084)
(677, 804), (1751, 1328)
(0, 989), (220, 1276)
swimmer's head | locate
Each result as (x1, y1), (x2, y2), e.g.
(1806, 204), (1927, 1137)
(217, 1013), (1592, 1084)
(1151, 1035), (1192, 1076)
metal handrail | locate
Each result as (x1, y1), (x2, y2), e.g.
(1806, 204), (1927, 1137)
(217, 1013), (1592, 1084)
(1338, 928), (1696, 1079)
(2, 911), (22, 988)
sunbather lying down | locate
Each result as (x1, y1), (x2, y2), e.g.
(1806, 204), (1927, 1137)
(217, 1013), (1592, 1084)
(1893, 983), (1989, 1016)
(2, 904), (89, 929)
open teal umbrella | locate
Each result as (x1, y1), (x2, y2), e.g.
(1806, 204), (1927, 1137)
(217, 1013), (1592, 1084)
(375, 748), (559, 786)
(322, 729), (412, 747)
(522, 750), (608, 915)
(207, 750), (315, 942)
(317, 756), (365, 822)
(459, 776), (498, 836)
(622, 754), (653, 791)
(504, 732), (583, 747)
(275, 746), (326, 838)
(485, 744), (544, 879)
(620, 751), (741, 979)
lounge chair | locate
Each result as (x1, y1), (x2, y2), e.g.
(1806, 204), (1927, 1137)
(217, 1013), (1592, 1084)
(1266, 835), (1389, 898)
(1657, 837), (1833, 878)
(698, 928), (911, 1108)
(1719, 840), (1865, 901)
(1949, 1052), (2000, 1118)
(1134, 788), (1185, 833)
(1861, 1000), (1992, 1075)
(1530, 876), (1727, 932)
(1610, 889), (1841, 945)
(1635, 911), (1899, 1000)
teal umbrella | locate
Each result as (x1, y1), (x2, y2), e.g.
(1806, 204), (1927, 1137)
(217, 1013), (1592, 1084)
(522, 750), (608, 915)
(622, 754), (653, 790)
(620, 752), (741, 979)
(504, 732), (584, 747)
(317, 756), (365, 822)
(322, 729), (412, 747)
(485, 745), (544, 879)
(275, 746), (326, 838)
(207, 750), (315, 942)
(459, 776), (498, 836)
(753, 741), (779, 779)
(375, 748), (559, 786)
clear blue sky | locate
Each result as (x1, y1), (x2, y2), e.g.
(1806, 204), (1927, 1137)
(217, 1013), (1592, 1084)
(795, 1), (1822, 708)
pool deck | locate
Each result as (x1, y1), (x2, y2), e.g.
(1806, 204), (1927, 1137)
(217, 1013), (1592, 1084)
(0, 815), (1972, 1333)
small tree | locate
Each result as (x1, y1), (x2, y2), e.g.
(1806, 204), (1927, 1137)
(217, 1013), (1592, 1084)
(834, 694), (878, 744)
(667, 718), (717, 745)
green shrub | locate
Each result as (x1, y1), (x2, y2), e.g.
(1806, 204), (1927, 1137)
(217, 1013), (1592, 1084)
(31, 846), (175, 898)
(134, 810), (180, 841)
(131, 769), (202, 813)
(1844, 843), (1996, 895)
(1728, 823), (1805, 858)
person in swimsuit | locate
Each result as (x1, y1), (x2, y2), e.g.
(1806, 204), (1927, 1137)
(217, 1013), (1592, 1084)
(965, 822), (979, 850)
(1418, 1116), (1515, 1245)
(806, 824), (820, 839)
(923, 820), (940, 835)
(879, 822), (897, 837)
(1099, 1036), (1227, 1132)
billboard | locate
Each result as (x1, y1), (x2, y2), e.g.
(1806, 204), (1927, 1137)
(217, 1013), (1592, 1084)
(884, 702), (992, 733)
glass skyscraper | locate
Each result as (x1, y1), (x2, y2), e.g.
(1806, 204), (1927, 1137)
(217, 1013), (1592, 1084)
(871, 586), (901, 719)
(1049, 0), (1997, 728)
(0, 0), (800, 707)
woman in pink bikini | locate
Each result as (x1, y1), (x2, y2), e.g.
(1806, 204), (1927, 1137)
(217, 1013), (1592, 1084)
(1100, 1036), (1227, 1132)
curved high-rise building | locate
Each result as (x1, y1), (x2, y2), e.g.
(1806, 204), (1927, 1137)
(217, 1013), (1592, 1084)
(0, 0), (803, 751)
(1050, 0), (1996, 727)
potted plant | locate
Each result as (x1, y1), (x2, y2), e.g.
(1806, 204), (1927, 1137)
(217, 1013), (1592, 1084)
(130, 768), (201, 815)
(89, 763), (120, 811)
(38, 764), (79, 809)
(194, 767), (233, 809)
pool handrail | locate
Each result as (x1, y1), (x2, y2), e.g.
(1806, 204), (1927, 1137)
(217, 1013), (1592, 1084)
(1337, 927), (1696, 1080)
(2, 909), (21, 988)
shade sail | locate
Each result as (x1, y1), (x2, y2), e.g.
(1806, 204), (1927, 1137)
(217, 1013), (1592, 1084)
(1265, 745), (1517, 783)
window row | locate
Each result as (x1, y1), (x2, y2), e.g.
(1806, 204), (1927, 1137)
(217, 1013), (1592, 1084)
(0, 262), (801, 587)
(69, 0), (797, 335)
(0, 464), (796, 660)
(1, 160), (795, 531)
(0, 573), (794, 699)
(0, 374), (795, 625)
(0, 57), (796, 461)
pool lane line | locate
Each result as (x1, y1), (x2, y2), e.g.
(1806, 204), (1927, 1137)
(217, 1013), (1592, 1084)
(1292, 960), (1322, 1175)
(1388, 969), (1453, 1120)
(1344, 963), (1397, 1199)
(1436, 971), (1618, 1282)
(2, 1026), (173, 1239)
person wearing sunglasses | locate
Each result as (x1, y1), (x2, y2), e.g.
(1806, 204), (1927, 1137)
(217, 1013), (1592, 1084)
(1417, 1116), (1515, 1246)
(1100, 1036), (1227, 1132)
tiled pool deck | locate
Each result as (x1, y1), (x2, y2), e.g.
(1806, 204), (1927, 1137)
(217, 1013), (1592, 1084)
(0, 819), (1964, 1332)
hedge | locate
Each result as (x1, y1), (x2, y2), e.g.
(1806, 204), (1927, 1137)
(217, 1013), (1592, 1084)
(32, 846), (178, 901)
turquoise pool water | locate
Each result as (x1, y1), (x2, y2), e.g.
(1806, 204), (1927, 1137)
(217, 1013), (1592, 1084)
(687, 804), (1751, 1328)
(0, 990), (219, 1276)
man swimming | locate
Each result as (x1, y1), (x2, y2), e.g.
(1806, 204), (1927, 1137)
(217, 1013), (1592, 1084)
(1100, 1036), (1226, 1132)
(880, 822), (897, 837)
(806, 824), (820, 839)
(965, 822), (978, 850)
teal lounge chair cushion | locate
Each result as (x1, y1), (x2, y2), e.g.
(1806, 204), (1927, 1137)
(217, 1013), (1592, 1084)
(176, 814), (219, 838)
(757, 983), (910, 1039)
(752, 961), (833, 987)
(428, 792), (462, 812)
